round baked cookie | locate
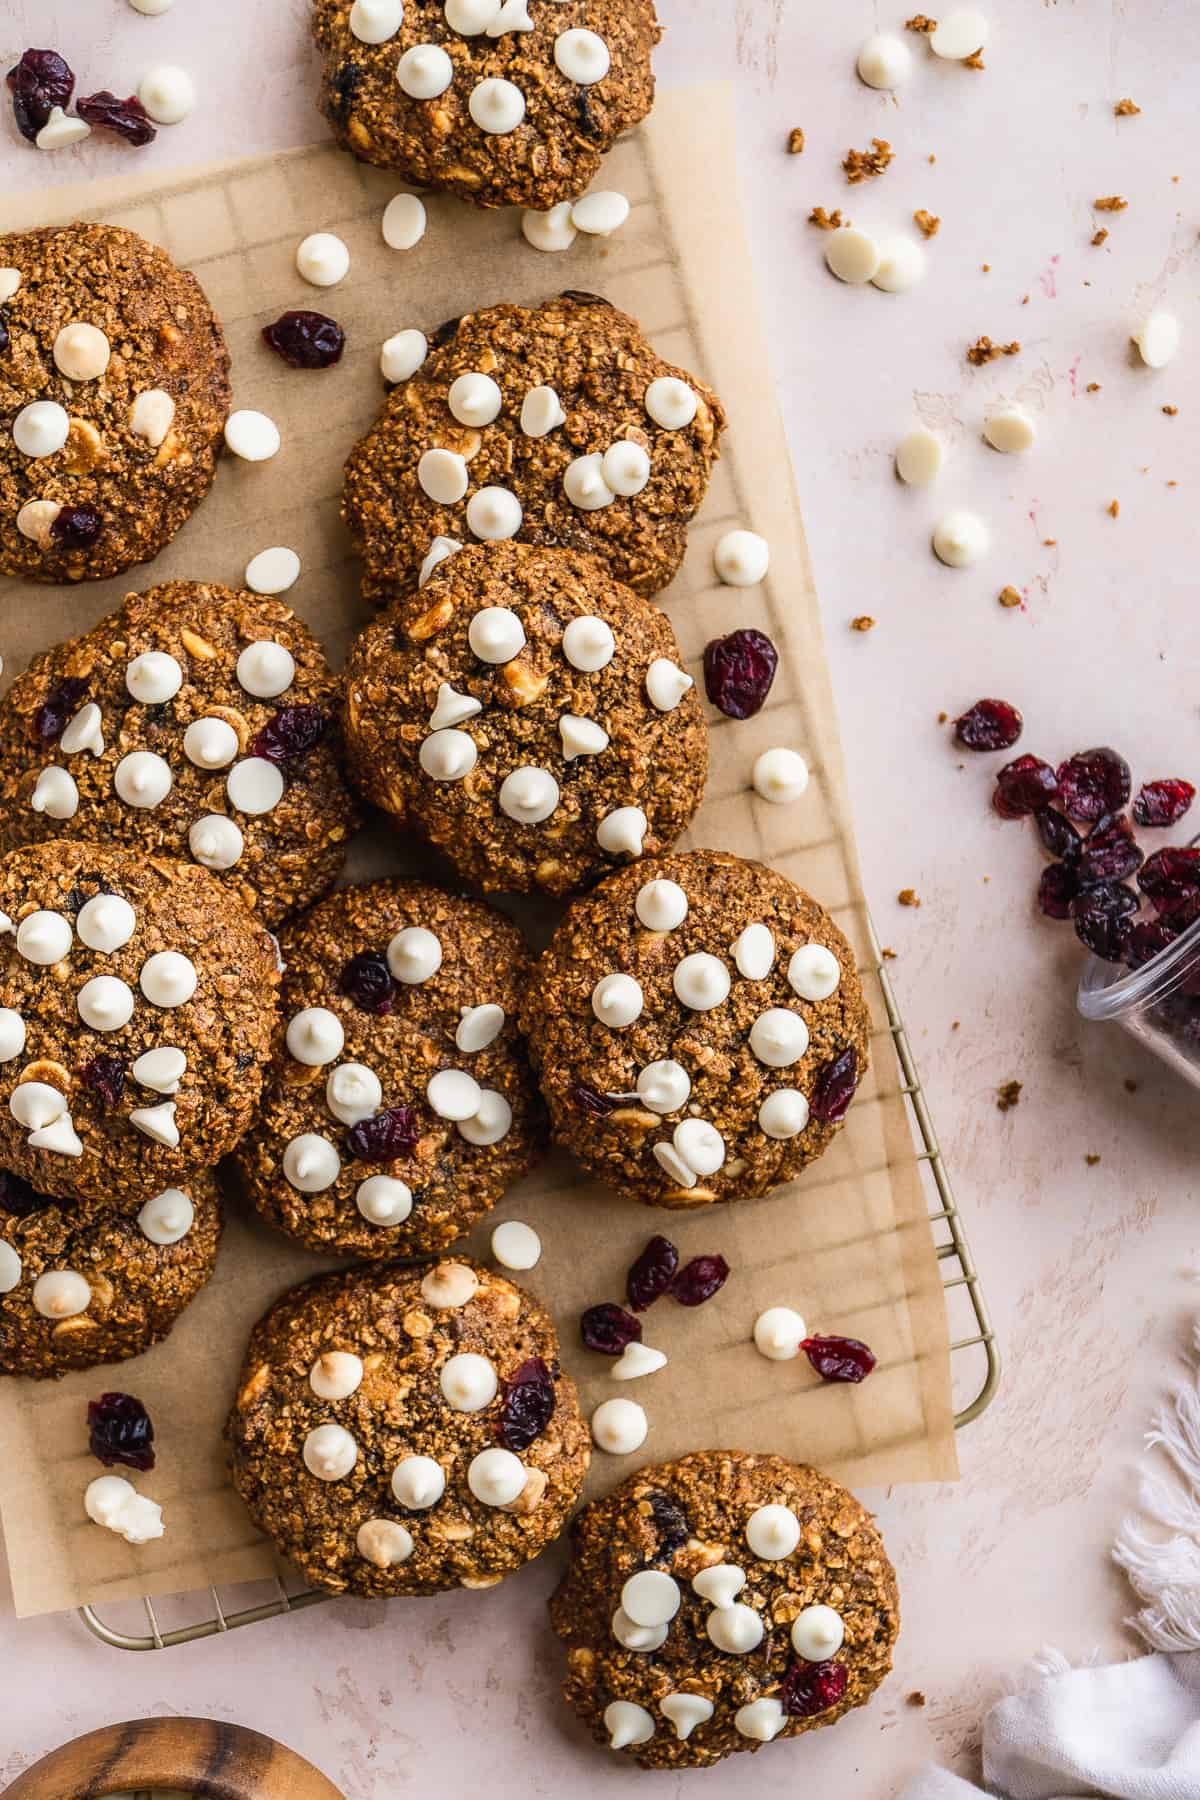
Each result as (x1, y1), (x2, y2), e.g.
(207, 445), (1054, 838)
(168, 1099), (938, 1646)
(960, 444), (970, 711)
(0, 841), (280, 1207)
(227, 1258), (590, 1595)
(0, 581), (361, 929)
(311, 0), (659, 209)
(0, 223), (231, 584)
(548, 1451), (899, 1769)
(343, 543), (707, 896)
(234, 879), (542, 1258)
(520, 850), (870, 1208)
(0, 1166), (221, 1378)
(342, 292), (726, 607)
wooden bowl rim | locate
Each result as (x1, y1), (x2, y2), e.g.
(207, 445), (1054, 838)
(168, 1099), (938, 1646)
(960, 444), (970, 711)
(4, 1716), (344, 1799)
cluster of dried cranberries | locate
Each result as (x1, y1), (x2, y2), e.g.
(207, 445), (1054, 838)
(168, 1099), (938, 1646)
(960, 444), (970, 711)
(8, 48), (156, 147)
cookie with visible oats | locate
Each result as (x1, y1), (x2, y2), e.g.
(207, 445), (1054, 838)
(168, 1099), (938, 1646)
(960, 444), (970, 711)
(549, 1451), (899, 1770)
(342, 292), (726, 607)
(0, 1167), (222, 1379)
(520, 850), (870, 1208)
(343, 542), (707, 896)
(0, 580), (360, 929)
(0, 223), (231, 584)
(311, 0), (659, 209)
(233, 879), (543, 1259)
(226, 1258), (590, 1595)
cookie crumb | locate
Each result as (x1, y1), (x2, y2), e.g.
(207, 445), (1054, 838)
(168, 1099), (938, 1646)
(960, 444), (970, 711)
(843, 138), (894, 184)
(998, 585), (1022, 608)
(1043, 537), (1057, 546)
(1086, 381), (1101, 392)
(897, 888), (921, 908)
(1094, 195), (1127, 212)
(914, 209), (941, 238)
(1114, 98), (1141, 116)
(1091, 228), (1109, 246)
(981, 262), (991, 272)
(967, 335), (1020, 366)
(850, 615), (876, 632)
(996, 1079), (1022, 1113)
(1085, 1152), (1102, 1166)
(928, 152), (937, 163)
(951, 1020), (960, 1031)
(908, 1691), (928, 1708)
(787, 127), (805, 155)
(1163, 404), (1178, 416)
(937, 710), (949, 724)
(964, 47), (985, 68)
(881, 946), (897, 960)
(906, 14), (937, 30)
(808, 205), (848, 230)
(1107, 499), (1120, 518)
(1124, 1078), (1138, 1093)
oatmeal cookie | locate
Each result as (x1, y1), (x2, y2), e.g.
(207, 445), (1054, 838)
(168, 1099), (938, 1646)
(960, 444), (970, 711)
(0, 223), (230, 584)
(0, 1166), (221, 1379)
(0, 841), (279, 1207)
(311, 0), (659, 209)
(0, 580), (360, 928)
(342, 292), (726, 606)
(234, 880), (542, 1259)
(520, 850), (870, 1207)
(226, 1259), (590, 1595)
(343, 542), (707, 896)
(549, 1450), (899, 1769)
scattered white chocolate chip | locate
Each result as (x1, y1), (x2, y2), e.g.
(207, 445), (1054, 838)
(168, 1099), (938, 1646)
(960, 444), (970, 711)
(564, 453), (615, 511)
(325, 1062), (382, 1126)
(693, 1563), (745, 1609)
(644, 376), (698, 431)
(429, 683), (481, 731)
(571, 190), (629, 236)
(468, 605), (525, 662)
(182, 718), (238, 770)
(138, 1187), (194, 1245)
(139, 951), (196, 1009)
(440, 1351), (498, 1411)
(224, 410), (281, 461)
(673, 952), (730, 1012)
(622, 1569), (681, 1627)
(32, 1268), (91, 1319)
(427, 1068), (483, 1122)
(303, 1423), (358, 1482)
(237, 639), (295, 698)
(636, 1060), (690, 1114)
(351, 0), (404, 41)
(189, 814), (244, 869)
(420, 728), (478, 781)
(295, 232), (349, 288)
(283, 1134), (341, 1194)
(932, 510), (989, 568)
(600, 441), (649, 499)
(591, 972), (643, 1027)
(310, 1350), (364, 1401)
(555, 26), (611, 82)
(562, 614), (615, 671)
(13, 401), (69, 460)
(713, 528), (769, 587)
(419, 535), (463, 587)
(788, 942), (841, 1001)
(521, 203), (578, 253)
(491, 1219), (541, 1270)
(611, 1607), (668, 1653)
(706, 1603), (763, 1654)
(791, 1603), (845, 1661)
(636, 878), (688, 932)
(520, 384), (566, 435)
(983, 407), (1036, 453)
(734, 1697), (786, 1742)
(457, 1089), (512, 1145)
(0, 1240), (21, 1292)
(661, 1693), (714, 1741)
(896, 427), (943, 486)
(387, 926), (443, 984)
(31, 766), (78, 821)
(129, 389), (176, 448)
(469, 76), (526, 134)
(138, 64), (195, 123)
(60, 703), (104, 757)
(391, 1454), (445, 1508)
(456, 1003), (504, 1053)
(749, 1007), (809, 1068)
(0, 270), (21, 303)
(357, 1518), (414, 1567)
(10, 1082), (67, 1130)
(824, 227), (880, 285)
(1134, 310), (1180, 369)
(752, 746), (809, 805)
(612, 1341), (667, 1380)
(604, 1701), (655, 1751)
(85, 1475), (164, 1544)
(16, 500), (61, 544)
(27, 1113), (83, 1157)
(130, 1100), (179, 1147)
(487, 0), (533, 32)
(420, 1261), (478, 1309)
(929, 7), (989, 59)
(673, 1117), (725, 1176)
(745, 1502), (800, 1560)
(591, 1397), (647, 1454)
(381, 329), (428, 385)
(53, 323), (110, 383)
(446, 0), (500, 32)
(596, 806), (647, 857)
(418, 447), (469, 504)
(286, 1007), (345, 1068)
(16, 911), (72, 966)
(871, 237), (926, 294)
(126, 650), (183, 705)
(733, 922), (775, 981)
(397, 43), (454, 97)
(468, 1446), (527, 1506)
(382, 192), (427, 251)
(77, 975), (135, 1033)
(245, 546), (301, 594)
(758, 1089), (810, 1139)
(645, 658), (693, 712)
(449, 371), (503, 427)
(856, 32), (913, 88)
(0, 1011), (27, 1064)
(754, 1305), (807, 1360)
(226, 758), (284, 815)
(559, 714), (609, 759)
(499, 765), (559, 823)
(356, 1174), (413, 1226)
(131, 1047), (186, 1095)
(114, 750), (173, 810)
(36, 108), (91, 150)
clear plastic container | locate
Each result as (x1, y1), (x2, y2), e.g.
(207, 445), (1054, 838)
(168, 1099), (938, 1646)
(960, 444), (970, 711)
(1077, 913), (1200, 1085)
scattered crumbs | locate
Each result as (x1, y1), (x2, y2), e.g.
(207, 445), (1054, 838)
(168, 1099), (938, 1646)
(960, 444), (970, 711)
(1124, 1078), (1138, 1093)
(1094, 195), (1128, 212)
(808, 206), (848, 230)
(1163, 404), (1178, 416)
(964, 47), (985, 68)
(1114, 98), (1141, 116)
(908, 1691), (928, 1708)
(843, 138), (894, 184)
(787, 127), (805, 155)
(1172, 174), (1180, 183)
(914, 208), (941, 238)
(998, 585), (1022, 608)
(996, 1079), (1022, 1114)
(850, 614), (876, 632)
(928, 152), (937, 164)
(1020, 294), (1030, 305)
(1168, 480), (1178, 488)
(981, 262), (991, 272)
(906, 14), (937, 31)
(1108, 499), (1120, 518)
(898, 888), (921, 909)
(1085, 1152), (1102, 1166)
(1043, 537), (1057, 546)
(1086, 381), (1101, 392)
(881, 946), (897, 960)
(937, 710), (949, 724)
(1091, 228), (1109, 247)
(951, 1019), (961, 1031)
(967, 335), (1020, 365)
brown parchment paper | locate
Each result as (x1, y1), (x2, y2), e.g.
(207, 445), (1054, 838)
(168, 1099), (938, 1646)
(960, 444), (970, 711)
(0, 83), (956, 1621)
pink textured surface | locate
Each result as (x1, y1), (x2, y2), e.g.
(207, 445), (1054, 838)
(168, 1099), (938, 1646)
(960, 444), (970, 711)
(3, 0), (1200, 1794)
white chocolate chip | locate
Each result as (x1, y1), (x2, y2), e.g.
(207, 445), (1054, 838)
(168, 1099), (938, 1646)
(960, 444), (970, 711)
(693, 1563), (745, 1609)
(429, 683), (481, 731)
(983, 407), (1037, 453)
(520, 385), (566, 435)
(788, 943), (841, 1000)
(591, 972), (642, 1027)
(138, 1187), (194, 1245)
(77, 975), (135, 1033)
(754, 1305), (807, 1360)
(138, 64), (196, 123)
(13, 401), (69, 459)
(326, 1062), (383, 1126)
(636, 1060), (690, 1114)
(713, 528), (769, 587)
(468, 605), (525, 662)
(245, 546), (301, 594)
(871, 238), (926, 293)
(0, 1011), (27, 1064)
(183, 717), (238, 769)
(16, 911), (72, 966)
(440, 1350), (497, 1411)
(36, 108), (91, 150)
(653, 1140), (696, 1187)
(381, 329), (429, 385)
(286, 1007), (345, 1067)
(604, 1701), (655, 1751)
(752, 747), (809, 805)
(224, 410), (281, 461)
(791, 1603), (845, 1660)
(456, 1089), (512, 1144)
(129, 389), (176, 448)
(446, 0), (500, 30)
(382, 192), (427, 251)
(16, 500), (61, 544)
(126, 650), (183, 705)
(456, 1002), (504, 1052)
(732, 923), (774, 981)
(758, 1088), (810, 1139)
(32, 1268), (91, 1318)
(53, 323), (110, 382)
(1134, 311), (1180, 369)
(591, 1396), (647, 1454)
(929, 7), (989, 59)
(896, 427), (943, 485)
(499, 766), (559, 823)
(734, 1697), (786, 1742)
(418, 448), (469, 504)
(139, 950), (197, 1008)
(130, 1100), (179, 1147)
(426, 1068), (482, 1121)
(622, 1569), (681, 1627)
(673, 1117), (725, 1176)
(611, 1607), (668, 1653)
(825, 227), (880, 285)
(296, 232), (349, 287)
(189, 814), (244, 869)
(226, 758), (284, 816)
(469, 77), (526, 133)
(0, 270), (21, 303)
(0, 1240), (21, 1292)
(487, 0), (533, 32)
(673, 952), (730, 1012)
(612, 1341), (667, 1380)
(10, 1082), (67, 1130)
(60, 703), (104, 757)
(559, 714), (609, 760)
(351, 0), (404, 41)
(467, 485), (522, 540)
(356, 1174), (413, 1226)
(749, 1007), (809, 1068)
(521, 203), (577, 253)
(283, 1132), (341, 1193)
(391, 1454), (445, 1508)
(310, 1350), (364, 1401)
(397, 43), (453, 97)
(420, 1261), (478, 1308)
(661, 1693), (714, 1741)
(562, 614), (615, 671)
(85, 1475), (163, 1544)
(418, 535), (463, 588)
(706, 1602), (763, 1654)
(644, 657), (693, 712)
(596, 805), (646, 857)
(387, 926), (442, 984)
(490, 1219), (541, 1269)
(357, 1518), (414, 1567)
(856, 31), (913, 87)
(131, 1046), (186, 1095)
(420, 728), (478, 781)
(932, 510), (989, 567)
(114, 750), (173, 810)
(644, 377), (698, 431)
(449, 372), (502, 427)
(467, 1446), (527, 1506)
(27, 1113), (83, 1156)
(572, 190), (629, 237)
(237, 639), (295, 698)
(554, 27), (611, 83)
(635, 879), (688, 932)
(303, 1423), (358, 1482)
(745, 1502), (800, 1559)
(31, 766), (78, 821)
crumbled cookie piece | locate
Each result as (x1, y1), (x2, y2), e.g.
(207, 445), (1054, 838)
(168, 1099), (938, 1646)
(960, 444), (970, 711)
(1094, 195), (1127, 212)
(1107, 499), (1120, 518)
(1163, 405), (1178, 417)
(842, 138), (894, 184)
(998, 585), (1022, 608)
(1114, 98), (1141, 116)
(914, 209), (941, 238)
(996, 1080), (1022, 1113)
(906, 14), (937, 31)
(1124, 1077), (1138, 1093)
(787, 127), (805, 154)
(967, 335), (1020, 365)
(1085, 1152), (1101, 1166)
(881, 946), (897, 960)
(908, 1691), (928, 1708)
(850, 615), (876, 632)
(964, 48), (985, 68)
(1091, 228), (1109, 246)
(809, 206), (848, 229)
(1086, 382), (1101, 392)
(898, 888), (921, 908)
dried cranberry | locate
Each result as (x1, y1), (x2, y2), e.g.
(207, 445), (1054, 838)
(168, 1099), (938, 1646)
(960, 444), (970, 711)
(1138, 848), (1200, 917)
(781, 1659), (849, 1717)
(1133, 779), (1196, 828)
(802, 1334), (876, 1382)
(0, 1169), (56, 1218)
(262, 309), (346, 369)
(702, 628), (779, 720)
(496, 1356), (555, 1451)
(810, 1047), (859, 1124)
(75, 90), (156, 145)
(1071, 884), (1138, 961)
(251, 705), (328, 764)
(1055, 747), (1131, 822)
(7, 49), (74, 142)
(32, 675), (87, 744)
(954, 698), (1023, 752)
(1037, 863), (1078, 920)
(993, 754), (1059, 819)
(337, 951), (395, 1014)
(1076, 812), (1143, 886)
(626, 1234), (680, 1311)
(345, 1106), (416, 1162)
(646, 1489), (691, 1556)
(80, 1055), (126, 1109)
(0, 315), (8, 356)
(87, 1392), (155, 1471)
(1124, 918), (1178, 970)
(50, 506), (103, 550)
(670, 1254), (730, 1307)
(1035, 807), (1082, 862)
(570, 1081), (616, 1117)
(580, 1303), (643, 1354)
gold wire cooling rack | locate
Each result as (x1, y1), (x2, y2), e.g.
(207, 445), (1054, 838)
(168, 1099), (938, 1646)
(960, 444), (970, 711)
(76, 935), (999, 1653)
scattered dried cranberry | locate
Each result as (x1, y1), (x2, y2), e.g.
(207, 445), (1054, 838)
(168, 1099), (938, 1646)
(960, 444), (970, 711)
(496, 1357), (555, 1451)
(1124, 918), (1178, 970)
(570, 1081), (616, 1117)
(1076, 812), (1143, 886)
(626, 1234), (680, 1311)
(670, 1253), (730, 1307)
(337, 951), (395, 1014)
(580, 1303), (642, 1354)
(50, 505), (103, 550)
(1071, 883), (1138, 961)
(810, 1046), (859, 1124)
(1037, 862), (1078, 920)
(345, 1106), (416, 1162)
(76, 90), (156, 145)
(0, 1169), (56, 1218)
(1055, 746), (1131, 822)
(1133, 779), (1196, 828)
(87, 1392), (155, 1471)
(7, 49), (74, 142)
(802, 1334), (876, 1383)
(251, 705), (327, 764)
(262, 309), (346, 369)
(993, 754), (1059, 819)
(702, 628), (778, 720)
(32, 675), (87, 744)
(954, 698), (1023, 752)
(1034, 807), (1082, 863)
(1138, 848), (1200, 917)
(80, 1055), (126, 1109)
(781, 1659), (849, 1717)
(0, 315), (8, 356)
(646, 1489), (691, 1556)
